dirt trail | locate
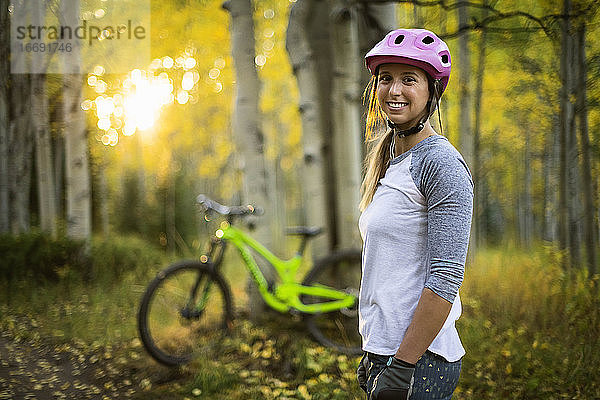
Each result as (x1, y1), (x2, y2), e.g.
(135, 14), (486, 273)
(0, 318), (143, 400)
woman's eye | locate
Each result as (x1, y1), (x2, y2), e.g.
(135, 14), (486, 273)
(403, 76), (416, 83)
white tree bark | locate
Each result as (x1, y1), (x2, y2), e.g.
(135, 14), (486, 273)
(9, 67), (32, 232)
(558, 0), (578, 269)
(357, 3), (396, 154)
(542, 115), (559, 242)
(5, 1), (32, 233)
(458, 3), (474, 257)
(330, 2), (362, 250)
(223, 0), (274, 319)
(472, 1), (487, 248)
(62, 0), (91, 240)
(0, 0), (9, 233)
(575, 23), (596, 276)
(522, 126), (533, 247)
(458, 5), (473, 166)
(285, 0), (330, 258)
(32, 2), (57, 236)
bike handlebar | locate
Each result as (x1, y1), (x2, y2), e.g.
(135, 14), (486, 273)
(196, 194), (264, 217)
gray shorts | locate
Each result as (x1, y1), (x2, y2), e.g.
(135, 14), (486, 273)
(358, 350), (461, 400)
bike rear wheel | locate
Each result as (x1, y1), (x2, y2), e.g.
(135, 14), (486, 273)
(138, 261), (233, 366)
(302, 250), (363, 355)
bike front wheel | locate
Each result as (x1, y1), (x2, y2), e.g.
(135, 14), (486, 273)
(302, 249), (363, 356)
(137, 261), (233, 366)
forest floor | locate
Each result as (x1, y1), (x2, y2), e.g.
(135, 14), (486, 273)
(0, 312), (196, 400)
(0, 306), (363, 400)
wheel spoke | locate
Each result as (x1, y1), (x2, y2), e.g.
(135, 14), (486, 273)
(138, 262), (232, 366)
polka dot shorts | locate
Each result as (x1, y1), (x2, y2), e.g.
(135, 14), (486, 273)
(359, 350), (461, 400)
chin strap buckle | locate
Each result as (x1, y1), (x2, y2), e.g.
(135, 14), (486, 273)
(388, 119), (425, 138)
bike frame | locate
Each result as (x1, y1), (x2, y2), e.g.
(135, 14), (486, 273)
(208, 221), (356, 314)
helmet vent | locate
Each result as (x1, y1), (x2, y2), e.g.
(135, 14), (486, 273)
(394, 35), (405, 45)
(422, 36), (434, 44)
(441, 54), (449, 63)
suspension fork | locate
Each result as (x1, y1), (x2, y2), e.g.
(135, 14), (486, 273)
(184, 239), (227, 318)
(204, 235), (227, 270)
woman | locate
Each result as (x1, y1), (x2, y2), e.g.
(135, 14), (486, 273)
(356, 29), (473, 400)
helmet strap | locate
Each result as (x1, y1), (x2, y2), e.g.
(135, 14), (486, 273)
(437, 102), (443, 135)
(388, 118), (425, 138)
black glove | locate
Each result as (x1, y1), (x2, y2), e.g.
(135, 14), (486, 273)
(357, 353), (368, 393)
(369, 357), (415, 400)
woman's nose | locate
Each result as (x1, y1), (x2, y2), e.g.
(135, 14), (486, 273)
(389, 79), (402, 96)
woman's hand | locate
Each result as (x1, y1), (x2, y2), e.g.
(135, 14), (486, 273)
(357, 353), (368, 393)
(369, 357), (415, 400)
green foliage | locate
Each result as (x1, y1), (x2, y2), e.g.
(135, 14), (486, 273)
(2, 234), (599, 399)
(90, 234), (165, 283)
(457, 245), (600, 399)
(0, 233), (167, 346)
(174, 318), (364, 400)
(0, 232), (165, 285)
(0, 231), (85, 282)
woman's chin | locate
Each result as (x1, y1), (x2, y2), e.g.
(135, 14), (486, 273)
(388, 118), (411, 129)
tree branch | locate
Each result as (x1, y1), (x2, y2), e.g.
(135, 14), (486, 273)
(356, 0), (599, 40)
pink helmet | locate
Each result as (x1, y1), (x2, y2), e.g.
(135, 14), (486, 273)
(365, 28), (452, 93)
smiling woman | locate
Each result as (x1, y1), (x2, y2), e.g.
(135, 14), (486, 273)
(356, 29), (473, 400)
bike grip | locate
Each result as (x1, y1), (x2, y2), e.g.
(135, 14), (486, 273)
(252, 206), (264, 215)
(196, 194), (208, 205)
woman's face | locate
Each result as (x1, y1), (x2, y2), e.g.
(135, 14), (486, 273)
(376, 63), (430, 130)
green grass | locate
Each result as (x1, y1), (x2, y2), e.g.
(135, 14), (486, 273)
(457, 244), (600, 399)
(1, 234), (599, 399)
(0, 233), (167, 345)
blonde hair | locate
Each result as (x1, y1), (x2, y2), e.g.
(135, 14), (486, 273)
(359, 75), (395, 212)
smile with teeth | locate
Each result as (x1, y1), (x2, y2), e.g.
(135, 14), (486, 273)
(387, 101), (408, 109)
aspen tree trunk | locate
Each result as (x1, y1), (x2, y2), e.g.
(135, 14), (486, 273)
(0, 0), (9, 233)
(223, 0), (274, 319)
(472, 2), (487, 247)
(458, 3), (474, 253)
(543, 115), (559, 242)
(560, 0), (581, 269)
(62, 0), (92, 241)
(10, 78), (32, 234)
(357, 4), (396, 66)
(98, 162), (109, 237)
(567, 56), (580, 271)
(330, 2), (362, 250)
(166, 160), (177, 253)
(412, 0), (422, 28)
(54, 135), (64, 222)
(285, 0), (330, 259)
(7, 1), (32, 233)
(558, 0), (573, 264)
(309, 1), (337, 251)
(523, 126), (533, 247)
(458, 5), (473, 165)
(32, 2), (57, 236)
(271, 142), (285, 253)
(575, 23), (596, 276)
(357, 2), (396, 154)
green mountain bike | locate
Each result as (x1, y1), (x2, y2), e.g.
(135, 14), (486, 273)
(137, 194), (363, 366)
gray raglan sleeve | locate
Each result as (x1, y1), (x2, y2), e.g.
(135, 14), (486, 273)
(419, 147), (473, 303)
